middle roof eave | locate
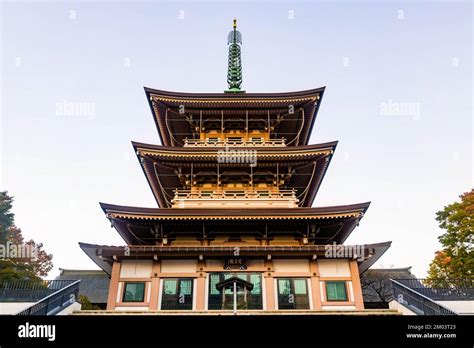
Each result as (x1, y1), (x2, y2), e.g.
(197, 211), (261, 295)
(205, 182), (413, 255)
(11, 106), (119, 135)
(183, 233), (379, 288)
(99, 201), (370, 220)
(132, 140), (338, 159)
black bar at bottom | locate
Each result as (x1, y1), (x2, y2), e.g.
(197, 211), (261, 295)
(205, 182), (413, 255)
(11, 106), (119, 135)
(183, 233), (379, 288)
(0, 314), (472, 346)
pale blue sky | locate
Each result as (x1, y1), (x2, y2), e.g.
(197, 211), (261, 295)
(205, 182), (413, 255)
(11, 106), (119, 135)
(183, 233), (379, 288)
(1, 1), (472, 277)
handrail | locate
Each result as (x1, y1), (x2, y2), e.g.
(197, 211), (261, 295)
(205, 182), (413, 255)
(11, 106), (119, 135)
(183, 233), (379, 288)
(16, 280), (81, 316)
(394, 278), (473, 300)
(391, 279), (458, 315)
(172, 189), (297, 200)
(127, 245), (327, 253)
(0, 280), (78, 302)
(184, 138), (286, 147)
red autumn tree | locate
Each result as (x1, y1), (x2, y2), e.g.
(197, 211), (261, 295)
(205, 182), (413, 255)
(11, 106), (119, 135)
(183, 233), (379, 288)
(0, 191), (53, 281)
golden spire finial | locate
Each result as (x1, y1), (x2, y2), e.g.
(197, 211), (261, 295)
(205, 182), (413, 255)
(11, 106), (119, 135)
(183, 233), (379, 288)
(233, 18), (237, 29)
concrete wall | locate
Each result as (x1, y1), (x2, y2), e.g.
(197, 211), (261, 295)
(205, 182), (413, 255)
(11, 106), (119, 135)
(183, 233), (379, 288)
(436, 300), (474, 315)
(389, 300), (417, 315)
(0, 302), (35, 314)
(57, 302), (82, 315)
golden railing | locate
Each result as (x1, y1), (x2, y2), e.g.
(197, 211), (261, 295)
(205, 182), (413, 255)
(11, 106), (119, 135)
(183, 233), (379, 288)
(172, 189), (297, 200)
(183, 138), (286, 147)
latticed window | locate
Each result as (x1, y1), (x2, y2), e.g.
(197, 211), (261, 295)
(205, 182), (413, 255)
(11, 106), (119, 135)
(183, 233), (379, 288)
(161, 278), (194, 310)
(122, 282), (145, 302)
(277, 278), (310, 309)
(325, 281), (347, 301)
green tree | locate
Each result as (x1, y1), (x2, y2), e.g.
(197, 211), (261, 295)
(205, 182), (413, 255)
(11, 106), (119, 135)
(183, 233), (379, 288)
(0, 191), (53, 281)
(426, 190), (473, 285)
(78, 294), (101, 310)
(0, 191), (15, 245)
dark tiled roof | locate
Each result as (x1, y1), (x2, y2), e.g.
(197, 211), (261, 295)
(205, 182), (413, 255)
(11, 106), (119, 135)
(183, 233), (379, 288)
(55, 269), (109, 304)
(362, 267), (417, 303)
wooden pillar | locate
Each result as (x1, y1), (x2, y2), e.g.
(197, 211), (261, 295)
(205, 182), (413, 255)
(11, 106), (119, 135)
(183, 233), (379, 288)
(195, 260), (207, 310)
(106, 261), (121, 310)
(349, 260), (364, 310)
(264, 259), (275, 310)
(309, 259), (322, 310)
(149, 260), (161, 310)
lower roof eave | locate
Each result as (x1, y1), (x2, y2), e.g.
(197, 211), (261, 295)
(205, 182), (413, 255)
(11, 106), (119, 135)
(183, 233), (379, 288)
(79, 241), (391, 275)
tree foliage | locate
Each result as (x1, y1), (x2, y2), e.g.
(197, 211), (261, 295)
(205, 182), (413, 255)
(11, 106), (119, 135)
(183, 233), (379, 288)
(0, 191), (53, 281)
(78, 294), (101, 310)
(426, 189), (473, 285)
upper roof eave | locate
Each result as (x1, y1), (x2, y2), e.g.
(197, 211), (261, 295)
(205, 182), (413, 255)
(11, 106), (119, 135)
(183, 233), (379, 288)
(144, 86), (326, 102)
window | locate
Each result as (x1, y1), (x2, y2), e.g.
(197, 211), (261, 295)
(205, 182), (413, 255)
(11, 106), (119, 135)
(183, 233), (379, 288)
(325, 281), (348, 301)
(122, 282), (145, 302)
(161, 278), (194, 310)
(277, 278), (310, 309)
(208, 273), (262, 310)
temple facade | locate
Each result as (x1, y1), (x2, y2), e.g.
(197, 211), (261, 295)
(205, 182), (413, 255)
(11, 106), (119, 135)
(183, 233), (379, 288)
(80, 20), (391, 313)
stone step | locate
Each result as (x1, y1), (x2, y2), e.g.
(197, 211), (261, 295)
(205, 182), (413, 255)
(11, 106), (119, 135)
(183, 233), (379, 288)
(74, 309), (401, 316)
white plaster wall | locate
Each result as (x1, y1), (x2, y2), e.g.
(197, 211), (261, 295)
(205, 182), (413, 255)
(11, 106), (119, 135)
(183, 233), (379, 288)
(120, 260), (153, 278)
(115, 306), (149, 311)
(161, 260), (197, 273)
(322, 305), (356, 311)
(247, 260), (264, 268)
(317, 259), (351, 277)
(206, 260), (223, 268)
(436, 300), (474, 314)
(0, 302), (35, 314)
(273, 259), (309, 272)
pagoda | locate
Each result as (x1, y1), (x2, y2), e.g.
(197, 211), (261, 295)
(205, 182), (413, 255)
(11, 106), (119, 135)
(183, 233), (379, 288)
(80, 19), (391, 313)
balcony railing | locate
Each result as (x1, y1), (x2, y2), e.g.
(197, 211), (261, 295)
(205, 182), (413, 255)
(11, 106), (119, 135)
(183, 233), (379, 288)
(16, 280), (81, 316)
(172, 189), (297, 201)
(391, 279), (461, 315)
(183, 138), (286, 147)
(394, 278), (473, 301)
(0, 280), (78, 303)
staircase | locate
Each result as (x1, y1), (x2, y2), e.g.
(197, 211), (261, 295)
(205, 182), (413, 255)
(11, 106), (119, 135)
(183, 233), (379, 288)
(0, 280), (81, 315)
(390, 279), (472, 315)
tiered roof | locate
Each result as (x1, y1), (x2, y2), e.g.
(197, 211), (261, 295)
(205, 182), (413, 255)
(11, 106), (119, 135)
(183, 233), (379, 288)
(80, 21), (391, 275)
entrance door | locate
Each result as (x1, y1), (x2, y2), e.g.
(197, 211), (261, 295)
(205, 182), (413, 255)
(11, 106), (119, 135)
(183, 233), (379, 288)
(208, 273), (262, 310)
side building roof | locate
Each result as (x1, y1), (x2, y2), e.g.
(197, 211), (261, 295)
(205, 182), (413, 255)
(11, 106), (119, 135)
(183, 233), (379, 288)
(55, 269), (110, 304)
